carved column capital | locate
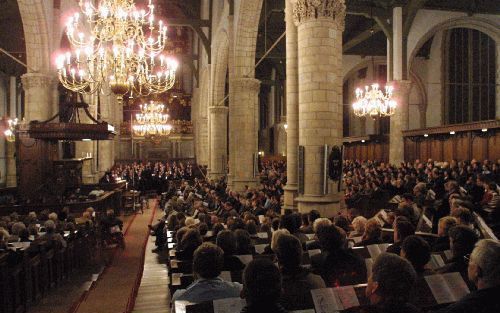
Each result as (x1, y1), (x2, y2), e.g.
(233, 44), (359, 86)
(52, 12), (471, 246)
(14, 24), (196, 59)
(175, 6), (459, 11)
(21, 73), (54, 90)
(292, 0), (346, 30)
(390, 80), (412, 97)
(231, 78), (261, 92)
(208, 106), (229, 115)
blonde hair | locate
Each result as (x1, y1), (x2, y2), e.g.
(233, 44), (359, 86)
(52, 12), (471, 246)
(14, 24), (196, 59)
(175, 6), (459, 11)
(271, 229), (290, 252)
(352, 216), (368, 234)
(313, 218), (332, 233)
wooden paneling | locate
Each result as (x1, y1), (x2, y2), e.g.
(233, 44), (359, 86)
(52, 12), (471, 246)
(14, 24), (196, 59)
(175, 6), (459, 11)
(344, 142), (389, 163)
(403, 131), (499, 162)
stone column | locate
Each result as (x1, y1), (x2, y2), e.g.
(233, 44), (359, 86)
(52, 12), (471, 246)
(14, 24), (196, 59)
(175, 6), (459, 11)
(228, 78), (260, 191)
(208, 106), (228, 179)
(6, 142), (16, 187)
(389, 80), (412, 165)
(293, 0), (346, 217)
(97, 93), (115, 176)
(283, 0), (299, 209)
(496, 42), (500, 119)
(21, 73), (54, 121)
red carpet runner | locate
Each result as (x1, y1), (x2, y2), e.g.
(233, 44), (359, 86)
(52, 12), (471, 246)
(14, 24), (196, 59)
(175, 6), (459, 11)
(72, 206), (157, 313)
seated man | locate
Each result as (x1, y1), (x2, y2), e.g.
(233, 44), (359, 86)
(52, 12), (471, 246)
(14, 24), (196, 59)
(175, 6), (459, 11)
(401, 235), (434, 277)
(171, 242), (242, 310)
(241, 258), (288, 313)
(433, 239), (500, 313)
(386, 217), (415, 256)
(437, 225), (478, 278)
(276, 234), (325, 310)
(432, 216), (457, 252)
(216, 230), (245, 271)
(311, 224), (366, 286)
(346, 253), (419, 313)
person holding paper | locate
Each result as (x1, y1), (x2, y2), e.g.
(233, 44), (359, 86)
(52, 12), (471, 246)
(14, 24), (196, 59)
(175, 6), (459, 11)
(311, 225), (366, 287)
(276, 234), (325, 310)
(345, 253), (419, 313)
(171, 243), (242, 312)
(241, 258), (288, 313)
(432, 239), (500, 313)
(436, 225), (478, 278)
(386, 217), (415, 256)
(401, 235), (434, 277)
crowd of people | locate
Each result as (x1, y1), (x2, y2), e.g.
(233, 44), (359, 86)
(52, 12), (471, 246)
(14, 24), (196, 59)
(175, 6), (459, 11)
(343, 159), (500, 231)
(144, 158), (500, 313)
(100, 161), (195, 191)
(0, 206), (125, 258)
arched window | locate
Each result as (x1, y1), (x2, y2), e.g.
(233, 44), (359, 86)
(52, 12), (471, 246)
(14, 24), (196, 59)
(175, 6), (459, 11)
(445, 28), (496, 124)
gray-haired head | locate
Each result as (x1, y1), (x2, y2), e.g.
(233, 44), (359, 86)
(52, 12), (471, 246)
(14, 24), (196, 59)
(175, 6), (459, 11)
(469, 239), (500, 289)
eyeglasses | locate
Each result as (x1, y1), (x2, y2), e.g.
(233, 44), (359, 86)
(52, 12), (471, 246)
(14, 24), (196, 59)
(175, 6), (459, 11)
(463, 254), (471, 263)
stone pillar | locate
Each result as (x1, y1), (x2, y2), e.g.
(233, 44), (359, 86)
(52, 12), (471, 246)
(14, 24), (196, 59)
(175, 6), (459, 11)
(21, 73), (54, 121)
(228, 78), (260, 191)
(208, 106), (228, 179)
(293, 0), (345, 217)
(389, 80), (412, 165)
(6, 142), (16, 187)
(97, 93), (115, 176)
(496, 42), (500, 119)
(283, 0), (299, 209)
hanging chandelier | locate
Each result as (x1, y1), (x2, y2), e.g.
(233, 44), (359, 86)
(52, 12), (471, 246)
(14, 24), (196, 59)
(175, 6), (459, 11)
(55, 0), (178, 104)
(132, 101), (172, 137)
(3, 118), (18, 142)
(352, 83), (397, 118)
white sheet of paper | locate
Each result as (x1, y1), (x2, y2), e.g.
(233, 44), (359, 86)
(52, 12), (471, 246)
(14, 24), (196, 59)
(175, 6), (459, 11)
(306, 234), (315, 240)
(367, 245), (382, 259)
(219, 271), (232, 282)
(425, 274), (455, 304)
(365, 258), (374, 277)
(443, 272), (470, 301)
(335, 286), (360, 309)
(213, 298), (246, 313)
(311, 288), (342, 313)
(308, 249), (321, 257)
(174, 300), (192, 313)
(255, 244), (267, 254)
(236, 255), (253, 265)
(257, 232), (268, 239)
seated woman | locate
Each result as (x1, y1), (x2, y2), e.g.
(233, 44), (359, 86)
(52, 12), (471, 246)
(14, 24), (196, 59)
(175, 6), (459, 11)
(401, 235), (434, 277)
(354, 218), (382, 247)
(437, 225), (478, 279)
(277, 234), (325, 310)
(311, 225), (367, 286)
(176, 228), (202, 261)
(235, 229), (255, 255)
(216, 230), (245, 271)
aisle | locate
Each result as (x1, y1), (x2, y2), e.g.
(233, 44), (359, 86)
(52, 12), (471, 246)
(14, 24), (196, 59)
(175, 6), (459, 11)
(72, 207), (156, 313)
(131, 235), (171, 313)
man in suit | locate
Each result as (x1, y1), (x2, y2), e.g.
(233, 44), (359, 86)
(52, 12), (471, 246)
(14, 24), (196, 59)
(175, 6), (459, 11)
(433, 239), (500, 313)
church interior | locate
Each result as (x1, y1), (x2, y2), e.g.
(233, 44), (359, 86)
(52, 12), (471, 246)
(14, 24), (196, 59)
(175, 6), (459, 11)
(0, 0), (499, 312)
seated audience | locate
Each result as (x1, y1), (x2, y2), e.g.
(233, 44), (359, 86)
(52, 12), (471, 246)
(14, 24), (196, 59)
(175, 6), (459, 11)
(171, 243), (242, 310)
(432, 216), (457, 252)
(355, 218), (382, 247)
(311, 224), (366, 286)
(386, 217), (415, 255)
(216, 230), (245, 271)
(176, 228), (203, 260)
(437, 225), (478, 277)
(349, 216), (367, 239)
(433, 239), (500, 313)
(275, 234), (325, 310)
(346, 253), (419, 313)
(241, 258), (287, 313)
(401, 235), (434, 277)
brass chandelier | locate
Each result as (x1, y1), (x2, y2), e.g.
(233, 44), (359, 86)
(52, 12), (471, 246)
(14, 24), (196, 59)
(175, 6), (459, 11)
(132, 101), (172, 137)
(56, 0), (178, 104)
(352, 83), (396, 118)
